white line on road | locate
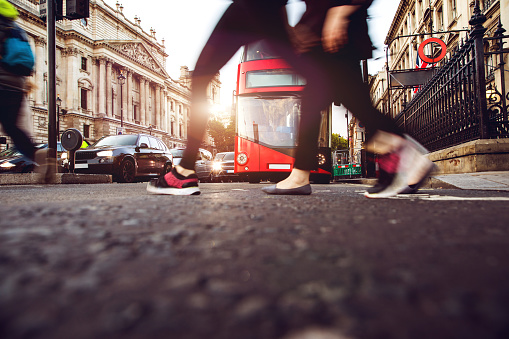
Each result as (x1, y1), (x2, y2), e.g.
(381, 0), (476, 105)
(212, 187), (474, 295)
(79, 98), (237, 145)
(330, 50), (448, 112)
(359, 193), (509, 201)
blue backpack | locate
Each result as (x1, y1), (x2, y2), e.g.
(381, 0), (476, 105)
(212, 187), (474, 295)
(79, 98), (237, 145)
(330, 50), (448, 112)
(0, 21), (34, 76)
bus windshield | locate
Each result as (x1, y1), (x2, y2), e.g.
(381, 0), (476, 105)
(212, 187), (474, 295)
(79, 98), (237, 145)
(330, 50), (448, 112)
(237, 96), (300, 147)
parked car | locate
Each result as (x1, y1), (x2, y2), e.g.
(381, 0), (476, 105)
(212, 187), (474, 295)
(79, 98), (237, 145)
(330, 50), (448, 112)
(212, 151), (239, 182)
(73, 134), (173, 183)
(0, 143), (67, 173)
(169, 147), (213, 182)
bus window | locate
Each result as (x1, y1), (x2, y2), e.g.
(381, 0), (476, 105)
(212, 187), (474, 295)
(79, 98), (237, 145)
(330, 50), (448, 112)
(246, 69), (306, 88)
(244, 40), (279, 61)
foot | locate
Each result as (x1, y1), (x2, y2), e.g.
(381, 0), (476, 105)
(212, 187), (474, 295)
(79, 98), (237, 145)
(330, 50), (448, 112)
(262, 183), (312, 195)
(34, 148), (56, 184)
(147, 167), (200, 195)
(365, 134), (434, 198)
(274, 168), (311, 190)
(174, 164), (196, 177)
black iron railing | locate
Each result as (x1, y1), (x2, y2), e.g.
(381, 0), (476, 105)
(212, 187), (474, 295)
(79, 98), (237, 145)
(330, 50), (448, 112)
(396, 3), (509, 152)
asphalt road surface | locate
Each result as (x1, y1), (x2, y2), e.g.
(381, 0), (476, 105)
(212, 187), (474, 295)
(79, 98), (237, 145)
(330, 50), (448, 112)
(0, 182), (508, 339)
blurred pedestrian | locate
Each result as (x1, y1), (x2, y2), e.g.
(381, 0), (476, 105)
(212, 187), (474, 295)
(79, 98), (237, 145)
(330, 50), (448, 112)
(148, 0), (303, 195)
(0, 0), (36, 160)
(262, 0), (435, 198)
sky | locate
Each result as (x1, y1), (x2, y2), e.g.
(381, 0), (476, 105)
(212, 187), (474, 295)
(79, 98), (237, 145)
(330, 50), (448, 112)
(103, 0), (401, 137)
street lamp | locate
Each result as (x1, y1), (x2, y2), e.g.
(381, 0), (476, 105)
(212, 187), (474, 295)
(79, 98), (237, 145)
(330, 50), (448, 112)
(56, 94), (62, 141)
(117, 70), (126, 133)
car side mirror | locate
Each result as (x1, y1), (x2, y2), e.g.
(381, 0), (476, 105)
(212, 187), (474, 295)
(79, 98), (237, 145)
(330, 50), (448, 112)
(139, 143), (149, 149)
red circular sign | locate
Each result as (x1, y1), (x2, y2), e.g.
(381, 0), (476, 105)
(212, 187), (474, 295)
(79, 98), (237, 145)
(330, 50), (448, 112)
(418, 38), (447, 64)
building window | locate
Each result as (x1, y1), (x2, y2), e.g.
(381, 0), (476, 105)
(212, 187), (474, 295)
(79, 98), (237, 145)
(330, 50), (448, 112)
(81, 57), (87, 71)
(448, 0), (457, 22)
(81, 88), (88, 110)
(134, 105), (138, 122)
(171, 121), (174, 135)
(83, 124), (90, 138)
(437, 7), (444, 31)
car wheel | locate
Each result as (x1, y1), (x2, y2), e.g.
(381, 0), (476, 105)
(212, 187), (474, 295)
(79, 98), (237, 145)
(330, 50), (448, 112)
(118, 158), (136, 183)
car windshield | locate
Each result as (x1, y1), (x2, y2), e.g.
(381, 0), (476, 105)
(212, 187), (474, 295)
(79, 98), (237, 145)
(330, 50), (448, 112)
(223, 153), (234, 161)
(214, 153), (226, 161)
(92, 135), (139, 147)
(170, 149), (184, 158)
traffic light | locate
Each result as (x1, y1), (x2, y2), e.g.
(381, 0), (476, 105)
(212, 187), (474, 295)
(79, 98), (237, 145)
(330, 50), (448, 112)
(66, 0), (90, 20)
(39, 0), (63, 21)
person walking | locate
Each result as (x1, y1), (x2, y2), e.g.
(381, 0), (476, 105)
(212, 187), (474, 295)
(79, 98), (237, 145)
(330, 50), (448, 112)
(0, 0), (37, 163)
(148, 0), (305, 195)
(261, 0), (435, 198)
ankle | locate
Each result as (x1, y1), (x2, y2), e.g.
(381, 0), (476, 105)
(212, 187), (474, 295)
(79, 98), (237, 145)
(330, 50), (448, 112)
(175, 165), (195, 177)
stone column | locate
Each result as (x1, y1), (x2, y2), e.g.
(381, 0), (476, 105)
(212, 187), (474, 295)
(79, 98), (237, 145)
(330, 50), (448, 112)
(98, 58), (106, 115)
(145, 80), (151, 126)
(127, 71), (133, 122)
(91, 58), (98, 115)
(155, 85), (161, 128)
(106, 60), (112, 117)
(162, 90), (167, 132)
(34, 37), (46, 106)
(140, 77), (146, 125)
(65, 48), (79, 111)
(122, 70), (128, 124)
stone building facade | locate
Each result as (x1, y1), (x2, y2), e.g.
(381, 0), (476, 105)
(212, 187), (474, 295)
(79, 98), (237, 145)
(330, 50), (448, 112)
(2, 0), (220, 150)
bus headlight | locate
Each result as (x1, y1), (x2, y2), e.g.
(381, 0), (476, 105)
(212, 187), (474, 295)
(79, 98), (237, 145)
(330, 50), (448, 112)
(317, 153), (326, 166)
(237, 152), (248, 165)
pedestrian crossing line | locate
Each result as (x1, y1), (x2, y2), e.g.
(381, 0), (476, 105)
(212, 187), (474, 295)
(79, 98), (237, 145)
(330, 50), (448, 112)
(356, 192), (509, 201)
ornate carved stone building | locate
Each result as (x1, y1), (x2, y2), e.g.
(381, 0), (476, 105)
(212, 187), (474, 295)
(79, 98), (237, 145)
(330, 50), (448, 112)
(4, 0), (221, 149)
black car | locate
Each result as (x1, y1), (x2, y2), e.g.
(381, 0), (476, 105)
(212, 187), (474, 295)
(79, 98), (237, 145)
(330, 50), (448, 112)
(0, 143), (67, 173)
(73, 134), (173, 183)
(212, 152), (239, 182)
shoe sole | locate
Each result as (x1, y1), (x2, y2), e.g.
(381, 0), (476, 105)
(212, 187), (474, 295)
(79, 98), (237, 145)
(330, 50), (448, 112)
(401, 163), (438, 194)
(146, 182), (200, 195)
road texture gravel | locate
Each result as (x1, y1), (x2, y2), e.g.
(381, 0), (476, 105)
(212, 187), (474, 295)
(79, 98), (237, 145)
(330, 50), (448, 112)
(0, 182), (508, 339)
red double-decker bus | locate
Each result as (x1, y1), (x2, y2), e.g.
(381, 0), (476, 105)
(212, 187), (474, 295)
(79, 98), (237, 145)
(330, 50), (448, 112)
(234, 40), (332, 183)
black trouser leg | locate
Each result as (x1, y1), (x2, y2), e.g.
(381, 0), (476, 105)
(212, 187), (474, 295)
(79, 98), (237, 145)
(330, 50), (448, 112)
(293, 53), (404, 171)
(180, 3), (296, 170)
(0, 90), (35, 160)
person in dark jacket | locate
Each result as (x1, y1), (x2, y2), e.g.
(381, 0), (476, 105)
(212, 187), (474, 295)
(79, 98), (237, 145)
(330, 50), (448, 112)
(262, 0), (435, 198)
(148, 0), (311, 195)
(0, 1), (37, 162)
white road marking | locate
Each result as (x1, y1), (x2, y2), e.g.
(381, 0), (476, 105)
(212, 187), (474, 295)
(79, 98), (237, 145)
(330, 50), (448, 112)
(358, 192), (509, 201)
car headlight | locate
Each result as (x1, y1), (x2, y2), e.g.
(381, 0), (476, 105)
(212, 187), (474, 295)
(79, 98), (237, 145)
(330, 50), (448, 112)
(0, 162), (15, 168)
(212, 162), (222, 171)
(97, 150), (113, 157)
(236, 152), (248, 166)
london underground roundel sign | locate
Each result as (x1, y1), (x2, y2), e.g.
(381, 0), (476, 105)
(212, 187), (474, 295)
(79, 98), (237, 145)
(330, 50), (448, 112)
(418, 38), (447, 64)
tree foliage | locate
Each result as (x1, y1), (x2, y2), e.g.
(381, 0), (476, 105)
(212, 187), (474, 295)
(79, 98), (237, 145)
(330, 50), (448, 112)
(331, 133), (348, 151)
(208, 115), (236, 152)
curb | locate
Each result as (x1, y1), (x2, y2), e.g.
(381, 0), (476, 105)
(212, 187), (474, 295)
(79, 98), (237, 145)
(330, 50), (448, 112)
(0, 173), (112, 185)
